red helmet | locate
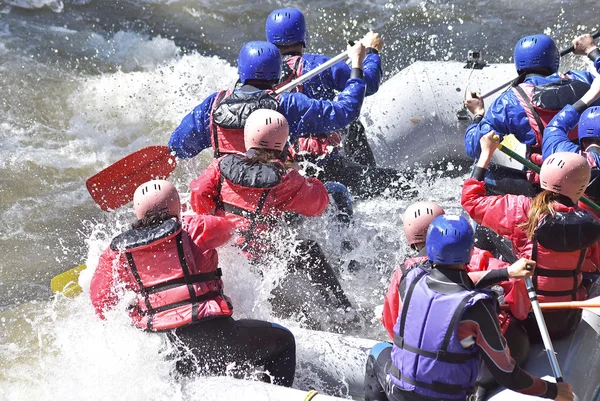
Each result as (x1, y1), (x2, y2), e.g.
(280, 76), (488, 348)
(540, 152), (591, 202)
(133, 180), (180, 220)
(403, 201), (445, 246)
(244, 109), (289, 152)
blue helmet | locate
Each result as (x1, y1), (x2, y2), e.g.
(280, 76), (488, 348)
(514, 34), (560, 74)
(266, 7), (307, 47)
(237, 41), (282, 84)
(579, 106), (600, 145)
(426, 215), (474, 265)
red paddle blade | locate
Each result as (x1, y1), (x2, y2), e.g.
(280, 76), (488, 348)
(86, 146), (177, 211)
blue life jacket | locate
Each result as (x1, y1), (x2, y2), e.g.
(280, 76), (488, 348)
(390, 264), (492, 400)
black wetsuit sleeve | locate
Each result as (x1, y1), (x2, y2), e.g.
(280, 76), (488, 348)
(458, 300), (558, 399)
(473, 268), (510, 289)
(471, 166), (487, 181)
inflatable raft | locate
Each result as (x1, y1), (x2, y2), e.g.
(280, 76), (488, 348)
(361, 61), (515, 170)
(296, 296), (600, 401)
(219, 307), (600, 401)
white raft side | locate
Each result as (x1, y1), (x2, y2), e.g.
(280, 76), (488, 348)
(360, 61), (515, 169)
(488, 310), (600, 401)
(292, 327), (380, 397)
(190, 376), (348, 401)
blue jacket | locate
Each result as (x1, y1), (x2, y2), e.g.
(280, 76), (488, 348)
(168, 78), (366, 159)
(542, 104), (600, 167)
(464, 65), (600, 159)
(300, 53), (382, 100)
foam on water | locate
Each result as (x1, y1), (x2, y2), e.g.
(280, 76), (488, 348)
(2, 0), (600, 398)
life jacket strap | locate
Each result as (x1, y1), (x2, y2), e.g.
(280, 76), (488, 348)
(144, 269), (223, 294)
(390, 365), (471, 396)
(211, 90), (230, 158)
(531, 237), (584, 300)
(513, 85), (546, 148)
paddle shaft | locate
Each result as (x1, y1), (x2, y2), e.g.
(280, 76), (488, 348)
(275, 41), (354, 95)
(524, 277), (564, 382)
(540, 300), (595, 310)
(481, 29), (600, 100)
(496, 143), (600, 214)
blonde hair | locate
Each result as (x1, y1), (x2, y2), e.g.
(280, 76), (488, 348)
(518, 190), (559, 239)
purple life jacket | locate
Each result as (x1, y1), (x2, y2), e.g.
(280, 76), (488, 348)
(390, 264), (492, 400)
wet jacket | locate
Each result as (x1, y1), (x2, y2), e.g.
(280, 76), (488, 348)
(276, 52), (382, 100)
(390, 264), (491, 399)
(189, 154), (329, 258)
(464, 63), (600, 159)
(89, 215), (236, 331)
(168, 77), (366, 159)
(542, 103), (600, 165)
(273, 53), (380, 161)
(382, 249), (530, 340)
(541, 104), (600, 208)
(462, 177), (600, 303)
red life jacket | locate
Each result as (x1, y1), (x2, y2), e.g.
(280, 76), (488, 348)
(288, 132), (343, 161)
(214, 154), (284, 257)
(274, 55), (304, 93)
(529, 210), (600, 303)
(210, 89), (279, 158)
(110, 219), (232, 331)
(272, 55), (342, 161)
(512, 78), (590, 150)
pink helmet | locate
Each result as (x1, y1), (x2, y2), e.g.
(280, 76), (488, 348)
(133, 180), (181, 220)
(540, 152), (591, 202)
(244, 109), (289, 152)
(403, 201), (445, 246)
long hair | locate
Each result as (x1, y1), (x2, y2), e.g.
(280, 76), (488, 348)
(518, 190), (560, 239)
(131, 210), (177, 229)
(243, 148), (287, 173)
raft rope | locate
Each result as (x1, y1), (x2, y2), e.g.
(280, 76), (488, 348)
(304, 390), (319, 401)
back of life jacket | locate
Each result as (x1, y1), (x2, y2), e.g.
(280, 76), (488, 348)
(274, 55), (303, 93)
(512, 79), (590, 150)
(210, 89), (279, 158)
(215, 154), (283, 256)
(531, 210), (600, 301)
(110, 219), (232, 331)
(390, 265), (491, 400)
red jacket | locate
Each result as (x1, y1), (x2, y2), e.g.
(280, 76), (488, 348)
(190, 154), (329, 258)
(461, 178), (600, 303)
(381, 248), (529, 340)
(90, 215), (236, 330)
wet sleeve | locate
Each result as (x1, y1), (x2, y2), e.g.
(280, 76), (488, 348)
(328, 58), (352, 92)
(168, 93), (216, 159)
(183, 214), (236, 251)
(279, 77), (366, 138)
(461, 178), (528, 237)
(89, 248), (131, 319)
(362, 52), (382, 96)
(382, 268), (403, 340)
(464, 92), (533, 159)
(469, 269), (510, 289)
(458, 300), (558, 399)
(541, 104), (581, 160)
(189, 160), (221, 215)
(274, 170), (330, 216)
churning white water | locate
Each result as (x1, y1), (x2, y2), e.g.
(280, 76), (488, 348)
(1, 0), (599, 399)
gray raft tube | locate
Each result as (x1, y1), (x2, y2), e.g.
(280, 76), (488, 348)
(360, 61), (515, 171)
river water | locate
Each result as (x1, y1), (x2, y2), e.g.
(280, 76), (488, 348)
(0, 0), (598, 399)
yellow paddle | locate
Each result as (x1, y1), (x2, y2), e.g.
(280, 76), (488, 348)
(50, 264), (86, 298)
